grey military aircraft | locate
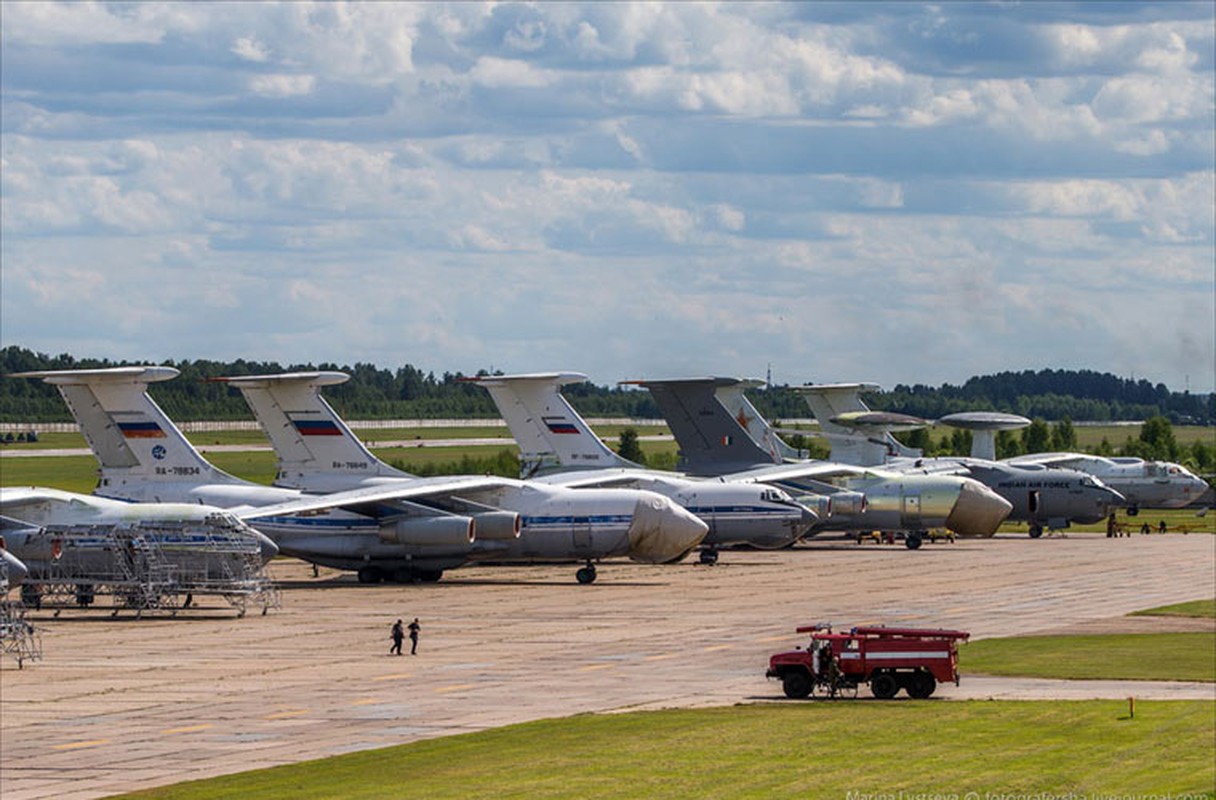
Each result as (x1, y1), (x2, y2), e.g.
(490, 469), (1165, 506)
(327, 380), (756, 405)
(212, 371), (814, 569)
(796, 383), (1125, 537)
(622, 377), (1014, 548)
(14, 368), (706, 585)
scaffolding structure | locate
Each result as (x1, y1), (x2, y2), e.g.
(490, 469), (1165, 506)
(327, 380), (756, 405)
(1, 558), (41, 668)
(15, 518), (279, 618)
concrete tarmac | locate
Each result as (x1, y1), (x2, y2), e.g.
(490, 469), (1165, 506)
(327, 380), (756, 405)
(2, 533), (1213, 800)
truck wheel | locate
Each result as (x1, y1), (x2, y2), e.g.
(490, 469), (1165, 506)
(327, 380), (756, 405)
(870, 672), (899, 699)
(782, 671), (812, 699)
(906, 671), (937, 699)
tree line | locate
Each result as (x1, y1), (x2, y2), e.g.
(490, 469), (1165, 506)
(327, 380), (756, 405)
(1, 346), (1212, 426)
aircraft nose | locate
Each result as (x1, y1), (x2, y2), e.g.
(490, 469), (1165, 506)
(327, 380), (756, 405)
(945, 479), (1012, 537)
(252, 529), (279, 564)
(798, 504), (819, 533)
(626, 493), (708, 564)
(1, 549), (28, 588)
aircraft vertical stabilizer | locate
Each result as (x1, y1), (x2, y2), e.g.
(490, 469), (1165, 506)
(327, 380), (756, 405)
(623, 378), (777, 476)
(11, 367), (247, 499)
(462, 373), (631, 474)
(711, 379), (806, 462)
(211, 372), (412, 491)
(794, 383), (922, 466)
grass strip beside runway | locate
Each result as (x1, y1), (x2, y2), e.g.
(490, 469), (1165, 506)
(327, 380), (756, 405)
(963, 632), (1215, 682)
(1131, 599), (1216, 618)
(110, 700), (1215, 800)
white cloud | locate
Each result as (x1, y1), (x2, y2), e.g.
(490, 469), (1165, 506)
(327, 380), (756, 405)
(249, 73), (317, 98)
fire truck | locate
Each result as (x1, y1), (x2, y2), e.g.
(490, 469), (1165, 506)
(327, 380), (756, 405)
(766, 624), (970, 699)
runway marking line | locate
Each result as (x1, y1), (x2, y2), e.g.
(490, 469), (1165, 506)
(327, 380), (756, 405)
(702, 644), (733, 652)
(351, 698), (381, 706)
(264, 709), (309, 720)
(644, 653), (676, 661)
(754, 635), (793, 643)
(372, 673), (412, 681)
(579, 663), (614, 672)
(53, 739), (109, 751)
(161, 724), (213, 735)
(435, 684), (477, 693)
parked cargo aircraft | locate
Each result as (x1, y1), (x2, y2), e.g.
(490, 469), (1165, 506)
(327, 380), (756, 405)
(795, 383), (1125, 536)
(446, 372), (820, 564)
(1, 486), (278, 612)
(619, 377), (1013, 547)
(13, 368), (707, 584)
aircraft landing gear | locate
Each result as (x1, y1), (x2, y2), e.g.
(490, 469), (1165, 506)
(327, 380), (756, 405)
(576, 562), (598, 584)
(357, 566), (384, 584)
(1028, 524), (1044, 539)
(698, 547), (719, 566)
(904, 531), (924, 550)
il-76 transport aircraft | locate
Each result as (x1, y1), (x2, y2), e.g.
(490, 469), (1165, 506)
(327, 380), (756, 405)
(622, 377), (1014, 548)
(1, 486), (278, 614)
(461, 373), (1010, 549)
(13, 368), (707, 585)
(211, 371), (814, 570)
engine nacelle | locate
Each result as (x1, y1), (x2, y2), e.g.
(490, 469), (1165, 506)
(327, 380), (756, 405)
(828, 491), (867, 516)
(470, 511), (521, 540)
(379, 515), (475, 547)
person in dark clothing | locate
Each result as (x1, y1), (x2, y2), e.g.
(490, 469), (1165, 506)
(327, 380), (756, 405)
(408, 618), (420, 655)
(390, 619), (404, 656)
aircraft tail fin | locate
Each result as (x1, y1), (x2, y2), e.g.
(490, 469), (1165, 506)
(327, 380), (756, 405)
(794, 383), (922, 466)
(711, 379), (805, 462)
(210, 372), (413, 491)
(623, 377), (776, 476)
(10, 367), (245, 496)
(461, 373), (632, 474)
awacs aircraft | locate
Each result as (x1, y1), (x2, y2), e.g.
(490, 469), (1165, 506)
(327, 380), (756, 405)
(624, 378), (1014, 548)
(450, 372), (819, 564)
(1, 486), (277, 613)
(210, 370), (810, 568)
(796, 384), (1124, 537)
(14, 368), (706, 585)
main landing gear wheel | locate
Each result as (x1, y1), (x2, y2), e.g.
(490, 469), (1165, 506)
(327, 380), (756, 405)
(1028, 525), (1044, 539)
(576, 563), (598, 584)
(357, 566), (384, 584)
(698, 548), (719, 566)
(904, 532), (924, 550)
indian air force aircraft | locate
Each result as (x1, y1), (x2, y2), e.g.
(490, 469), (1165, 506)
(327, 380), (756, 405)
(209, 370), (811, 571)
(464, 374), (1011, 549)
(795, 383), (1126, 537)
(1, 486), (278, 614)
(13, 368), (707, 585)
(624, 377), (1013, 547)
(453, 372), (819, 565)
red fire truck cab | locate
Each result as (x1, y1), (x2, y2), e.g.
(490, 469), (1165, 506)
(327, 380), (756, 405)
(766, 624), (970, 700)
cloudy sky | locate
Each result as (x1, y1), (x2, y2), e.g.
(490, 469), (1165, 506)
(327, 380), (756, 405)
(2, 2), (1213, 392)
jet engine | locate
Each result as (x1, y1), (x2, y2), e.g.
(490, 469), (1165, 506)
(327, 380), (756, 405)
(470, 511), (521, 540)
(379, 515), (475, 547)
(827, 491), (867, 516)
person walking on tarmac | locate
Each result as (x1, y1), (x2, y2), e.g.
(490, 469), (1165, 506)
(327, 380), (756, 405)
(408, 618), (421, 655)
(390, 619), (405, 656)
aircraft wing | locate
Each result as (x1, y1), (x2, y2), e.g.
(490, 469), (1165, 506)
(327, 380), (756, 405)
(716, 461), (896, 485)
(236, 475), (518, 520)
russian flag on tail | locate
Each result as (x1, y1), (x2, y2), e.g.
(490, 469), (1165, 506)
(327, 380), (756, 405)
(118, 421), (166, 439)
(291, 419), (343, 436)
(543, 416), (579, 435)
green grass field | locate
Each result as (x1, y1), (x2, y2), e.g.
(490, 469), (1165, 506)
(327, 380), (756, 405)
(962, 632), (1216, 682)
(111, 701), (1216, 800)
(1133, 599), (1216, 619)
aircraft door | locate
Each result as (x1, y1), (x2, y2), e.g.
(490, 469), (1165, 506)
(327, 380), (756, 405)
(1028, 490), (1041, 518)
(573, 515), (592, 554)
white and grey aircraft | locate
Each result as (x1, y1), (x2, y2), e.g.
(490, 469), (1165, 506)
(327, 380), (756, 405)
(531, 376), (1013, 547)
(13, 368), (707, 585)
(448, 372), (819, 564)
(795, 383), (1125, 537)
(1, 486), (278, 612)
